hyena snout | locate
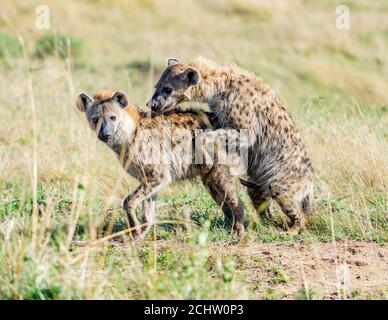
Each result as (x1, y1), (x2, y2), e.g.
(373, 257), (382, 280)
(149, 93), (164, 112)
(98, 125), (112, 142)
(149, 91), (176, 113)
(99, 133), (110, 142)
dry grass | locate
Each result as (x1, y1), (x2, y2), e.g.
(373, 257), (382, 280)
(0, 0), (387, 299)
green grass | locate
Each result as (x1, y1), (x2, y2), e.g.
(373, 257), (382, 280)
(33, 33), (82, 59)
(0, 31), (22, 65)
(2, 180), (386, 246)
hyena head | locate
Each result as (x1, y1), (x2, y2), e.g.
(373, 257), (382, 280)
(76, 90), (130, 146)
(148, 58), (201, 113)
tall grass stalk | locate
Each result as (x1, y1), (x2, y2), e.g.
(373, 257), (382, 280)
(19, 35), (38, 253)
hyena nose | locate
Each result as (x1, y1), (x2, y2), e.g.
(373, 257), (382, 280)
(151, 99), (160, 112)
(98, 131), (111, 142)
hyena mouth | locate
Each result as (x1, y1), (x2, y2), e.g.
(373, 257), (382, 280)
(160, 100), (182, 114)
(161, 104), (175, 113)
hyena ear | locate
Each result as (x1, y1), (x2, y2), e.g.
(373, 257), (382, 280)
(112, 91), (128, 108)
(166, 58), (179, 67)
(182, 67), (200, 87)
(76, 93), (93, 112)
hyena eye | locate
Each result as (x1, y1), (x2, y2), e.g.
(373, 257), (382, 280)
(110, 116), (116, 121)
(92, 117), (99, 124)
(162, 87), (172, 95)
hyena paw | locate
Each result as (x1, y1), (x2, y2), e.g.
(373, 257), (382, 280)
(286, 217), (306, 235)
(233, 222), (245, 237)
(131, 228), (143, 240)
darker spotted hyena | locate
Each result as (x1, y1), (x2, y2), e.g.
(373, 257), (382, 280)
(148, 57), (314, 234)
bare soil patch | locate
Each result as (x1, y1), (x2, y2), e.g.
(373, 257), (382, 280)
(215, 240), (388, 299)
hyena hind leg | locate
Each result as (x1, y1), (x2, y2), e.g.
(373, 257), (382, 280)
(276, 195), (306, 235)
(203, 172), (245, 236)
(247, 188), (272, 220)
(205, 182), (234, 221)
(222, 190), (245, 237)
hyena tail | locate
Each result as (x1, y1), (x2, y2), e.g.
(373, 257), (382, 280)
(239, 178), (259, 190)
(239, 178), (269, 194)
(301, 194), (312, 214)
(301, 187), (314, 215)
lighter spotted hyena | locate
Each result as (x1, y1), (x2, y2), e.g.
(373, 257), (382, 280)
(76, 89), (244, 239)
(148, 57), (314, 234)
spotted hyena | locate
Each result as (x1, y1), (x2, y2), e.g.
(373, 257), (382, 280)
(76, 89), (244, 239)
(148, 57), (314, 234)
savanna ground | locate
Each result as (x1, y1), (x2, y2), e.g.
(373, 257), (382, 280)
(0, 0), (387, 300)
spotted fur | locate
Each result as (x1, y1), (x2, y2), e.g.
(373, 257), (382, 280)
(77, 89), (244, 239)
(149, 57), (315, 234)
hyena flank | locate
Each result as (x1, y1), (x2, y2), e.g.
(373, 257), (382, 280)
(76, 89), (244, 239)
(148, 57), (314, 234)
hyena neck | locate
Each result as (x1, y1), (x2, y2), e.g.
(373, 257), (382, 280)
(189, 73), (227, 108)
(111, 106), (139, 153)
(187, 61), (234, 111)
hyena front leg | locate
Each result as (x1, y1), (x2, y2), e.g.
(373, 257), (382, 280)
(138, 193), (158, 241)
(123, 185), (161, 240)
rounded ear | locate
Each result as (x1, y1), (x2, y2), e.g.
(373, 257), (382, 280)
(167, 58), (179, 67)
(76, 93), (93, 112)
(182, 67), (200, 86)
(112, 91), (128, 108)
